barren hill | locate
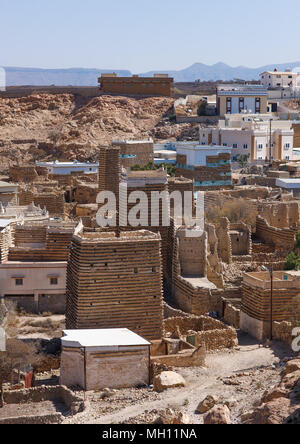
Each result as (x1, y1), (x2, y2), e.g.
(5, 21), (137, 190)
(0, 94), (197, 173)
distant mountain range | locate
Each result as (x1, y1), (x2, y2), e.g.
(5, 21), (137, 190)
(3, 62), (300, 86)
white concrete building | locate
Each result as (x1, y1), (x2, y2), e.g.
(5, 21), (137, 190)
(60, 329), (151, 390)
(200, 115), (295, 162)
(217, 85), (268, 117)
(176, 143), (232, 167)
(0, 261), (67, 314)
(260, 69), (299, 89)
(36, 160), (99, 175)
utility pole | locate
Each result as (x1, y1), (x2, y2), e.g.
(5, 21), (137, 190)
(262, 265), (274, 340)
(269, 118), (273, 166)
(270, 264), (273, 340)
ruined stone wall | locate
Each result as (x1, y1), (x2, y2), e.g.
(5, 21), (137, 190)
(206, 223), (224, 289)
(18, 190), (65, 216)
(272, 321), (294, 346)
(150, 347), (205, 367)
(3, 385), (85, 413)
(9, 225), (74, 262)
(246, 176), (277, 188)
(216, 217), (232, 263)
(224, 303), (241, 329)
(257, 201), (300, 229)
(164, 316), (238, 351)
(256, 215), (296, 250)
(9, 166), (39, 183)
(74, 181), (98, 204)
(177, 230), (207, 277)
(230, 222), (252, 257)
(0, 223), (15, 263)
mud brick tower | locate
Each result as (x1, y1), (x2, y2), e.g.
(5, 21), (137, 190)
(66, 229), (163, 340)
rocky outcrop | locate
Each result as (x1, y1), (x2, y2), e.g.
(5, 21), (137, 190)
(243, 357), (300, 424)
(0, 93), (197, 173)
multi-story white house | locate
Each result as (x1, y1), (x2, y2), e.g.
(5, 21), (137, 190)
(260, 69), (299, 89)
(200, 114), (294, 162)
(216, 85), (268, 117)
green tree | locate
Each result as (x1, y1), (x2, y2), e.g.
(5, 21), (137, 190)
(236, 154), (250, 168)
(285, 251), (300, 271)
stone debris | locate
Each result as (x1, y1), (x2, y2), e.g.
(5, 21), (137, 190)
(153, 371), (186, 393)
(203, 405), (231, 424)
(196, 395), (218, 414)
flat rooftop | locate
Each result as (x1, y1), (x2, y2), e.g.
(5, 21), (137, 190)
(75, 229), (161, 243)
(276, 178), (300, 188)
(181, 276), (217, 290)
(62, 328), (151, 348)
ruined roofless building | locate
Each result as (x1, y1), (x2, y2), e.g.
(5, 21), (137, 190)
(65, 229), (163, 340)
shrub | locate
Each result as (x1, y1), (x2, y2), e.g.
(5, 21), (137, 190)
(284, 251), (300, 271)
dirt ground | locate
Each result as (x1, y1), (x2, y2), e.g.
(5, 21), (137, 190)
(62, 333), (293, 425)
(12, 314), (65, 340)
(0, 400), (68, 420)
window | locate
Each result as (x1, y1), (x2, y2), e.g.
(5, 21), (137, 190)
(239, 97), (244, 113)
(226, 97), (232, 114)
(15, 278), (23, 286)
(232, 143), (238, 149)
(223, 143), (227, 146)
(243, 144), (248, 149)
(50, 277), (58, 286)
(255, 98), (261, 114)
(284, 143), (290, 150)
(258, 144), (263, 150)
(286, 156), (290, 160)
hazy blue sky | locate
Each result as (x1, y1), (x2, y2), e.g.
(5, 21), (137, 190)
(1, 0), (300, 72)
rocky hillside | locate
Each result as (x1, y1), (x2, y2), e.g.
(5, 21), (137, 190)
(0, 94), (197, 173)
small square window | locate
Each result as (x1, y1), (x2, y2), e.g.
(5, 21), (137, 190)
(15, 278), (23, 286)
(50, 277), (58, 285)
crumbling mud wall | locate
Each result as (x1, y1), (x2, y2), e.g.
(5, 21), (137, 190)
(1, 385), (85, 424)
(257, 201), (300, 229)
(256, 216), (296, 250)
(272, 321), (294, 346)
(224, 303), (241, 329)
(164, 316), (238, 351)
(216, 217), (231, 263)
(73, 181), (98, 204)
(0, 223), (15, 263)
(8, 224), (75, 262)
(18, 190), (65, 216)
